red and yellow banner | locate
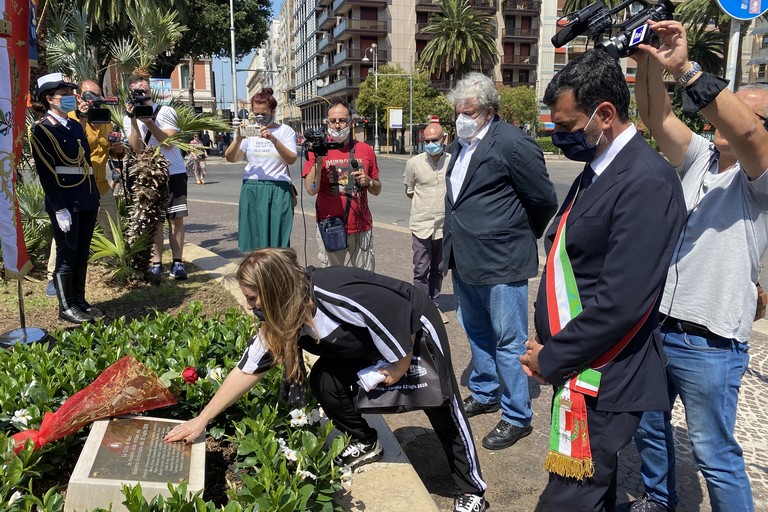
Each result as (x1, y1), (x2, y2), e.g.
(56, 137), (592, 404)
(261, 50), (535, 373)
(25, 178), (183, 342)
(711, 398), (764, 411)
(0, 0), (32, 278)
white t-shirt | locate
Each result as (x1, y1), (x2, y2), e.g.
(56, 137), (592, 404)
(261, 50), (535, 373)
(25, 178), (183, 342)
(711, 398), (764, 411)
(123, 104), (186, 175)
(660, 133), (768, 342)
(239, 124), (297, 182)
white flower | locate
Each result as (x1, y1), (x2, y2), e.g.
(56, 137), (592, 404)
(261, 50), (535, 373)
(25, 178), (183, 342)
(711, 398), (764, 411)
(297, 469), (317, 480)
(8, 491), (22, 505)
(308, 408), (322, 425)
(289, 408), (308, 427)
(207, 367), (223, 382)
(277, 437), (288, 450)
(12, 409), (32, 426)
(283, 447), (298, 461)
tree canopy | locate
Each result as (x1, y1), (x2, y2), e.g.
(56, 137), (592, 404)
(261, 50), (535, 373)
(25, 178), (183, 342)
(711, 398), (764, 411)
(355, 64), (454, 132)
(498, 85), (538, 129)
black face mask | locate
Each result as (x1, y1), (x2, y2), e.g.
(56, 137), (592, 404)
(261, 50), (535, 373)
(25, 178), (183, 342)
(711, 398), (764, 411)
(252, 307), (265, 322)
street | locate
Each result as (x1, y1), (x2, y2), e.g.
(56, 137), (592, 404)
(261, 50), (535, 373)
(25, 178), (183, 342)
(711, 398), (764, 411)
(184, 152), (583, 264)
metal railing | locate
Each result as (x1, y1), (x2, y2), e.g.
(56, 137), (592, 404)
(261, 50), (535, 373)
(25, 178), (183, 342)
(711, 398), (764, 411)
(502, 27), (539, 38)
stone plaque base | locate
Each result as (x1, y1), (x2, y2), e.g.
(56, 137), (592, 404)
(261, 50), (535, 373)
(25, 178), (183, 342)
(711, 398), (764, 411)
(65, 416), (205, 512)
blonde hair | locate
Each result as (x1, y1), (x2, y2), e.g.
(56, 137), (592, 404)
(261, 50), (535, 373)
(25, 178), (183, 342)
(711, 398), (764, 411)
(236, 248), (315, 383)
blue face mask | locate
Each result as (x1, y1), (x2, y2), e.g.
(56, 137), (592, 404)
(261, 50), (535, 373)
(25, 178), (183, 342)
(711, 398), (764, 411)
(57, 95), (78, 114)
(551, 108), (603, 162)
(424, 142), (443, 155)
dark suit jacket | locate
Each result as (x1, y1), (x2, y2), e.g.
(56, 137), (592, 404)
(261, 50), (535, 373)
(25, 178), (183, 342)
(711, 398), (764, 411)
(444, 117), (558, 285)
(534, 131), (685, 412)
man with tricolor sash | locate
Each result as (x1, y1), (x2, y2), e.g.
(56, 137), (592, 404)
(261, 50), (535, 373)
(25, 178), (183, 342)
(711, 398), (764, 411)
(519, 49), (686, 511)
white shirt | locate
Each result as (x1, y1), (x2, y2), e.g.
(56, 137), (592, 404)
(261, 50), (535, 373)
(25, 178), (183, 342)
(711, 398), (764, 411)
(239, 124), (297, 182)
(123, 104), (186, 175)
(590, 124), (637, 181)
(449, 120), (493, 199)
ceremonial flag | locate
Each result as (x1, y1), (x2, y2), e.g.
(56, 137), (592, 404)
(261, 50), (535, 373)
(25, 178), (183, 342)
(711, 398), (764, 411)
(0, 0), (32, 278)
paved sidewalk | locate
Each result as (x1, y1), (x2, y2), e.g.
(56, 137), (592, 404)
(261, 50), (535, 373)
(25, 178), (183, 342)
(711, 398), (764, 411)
(185, 200), (768, 512)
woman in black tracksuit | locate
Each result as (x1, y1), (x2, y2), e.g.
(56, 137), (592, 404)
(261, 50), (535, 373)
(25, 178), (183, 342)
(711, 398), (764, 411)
(165, 248), (488, 512)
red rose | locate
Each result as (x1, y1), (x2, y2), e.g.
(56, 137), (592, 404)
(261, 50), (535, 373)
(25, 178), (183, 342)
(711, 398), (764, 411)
(182, 367), (199, 384)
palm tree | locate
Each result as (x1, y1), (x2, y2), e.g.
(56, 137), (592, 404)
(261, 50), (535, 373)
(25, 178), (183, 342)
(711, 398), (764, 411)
(418, 0), (498, 81)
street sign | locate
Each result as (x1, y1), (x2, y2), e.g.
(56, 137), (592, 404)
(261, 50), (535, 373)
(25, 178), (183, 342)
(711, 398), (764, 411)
(389, 108), (403, 129)
(716, 0), (768, 20)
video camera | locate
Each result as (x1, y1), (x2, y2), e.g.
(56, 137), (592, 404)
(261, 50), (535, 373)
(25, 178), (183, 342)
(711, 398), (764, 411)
(302, 128), (343, 157)
(552, 0), (674, 60)
(127, 89), (154, 118)
(80, 90), (119, 124)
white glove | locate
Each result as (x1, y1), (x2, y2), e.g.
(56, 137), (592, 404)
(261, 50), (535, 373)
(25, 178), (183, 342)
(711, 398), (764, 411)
(55, 208), (72, 233)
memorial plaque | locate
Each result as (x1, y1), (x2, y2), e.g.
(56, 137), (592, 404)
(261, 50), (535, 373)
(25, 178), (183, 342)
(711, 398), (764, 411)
(65, 416), (204, 512)
(90, 417), (190, 482)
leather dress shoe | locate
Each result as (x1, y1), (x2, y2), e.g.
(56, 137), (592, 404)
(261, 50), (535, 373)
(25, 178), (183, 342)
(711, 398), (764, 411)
(482, 420), (532, 450)
(59, 306), (94, 324)
(462, 396), (500, 418)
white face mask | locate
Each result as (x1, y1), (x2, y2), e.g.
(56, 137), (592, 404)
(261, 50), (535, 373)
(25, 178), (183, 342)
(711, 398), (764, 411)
(328, 126), (350, 142)
(455, 112), (484, 139)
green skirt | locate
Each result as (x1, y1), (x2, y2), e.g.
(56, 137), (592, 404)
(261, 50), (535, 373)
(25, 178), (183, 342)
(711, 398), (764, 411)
(238, 180), (294, 252)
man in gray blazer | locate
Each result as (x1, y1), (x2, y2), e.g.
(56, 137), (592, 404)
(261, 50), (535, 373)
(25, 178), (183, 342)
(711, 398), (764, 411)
(444, 73), (558, 450)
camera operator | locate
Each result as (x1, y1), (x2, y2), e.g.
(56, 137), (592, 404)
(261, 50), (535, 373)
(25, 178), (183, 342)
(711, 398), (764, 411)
(629, 20), (768, 512)
(302, 100), (381, 271)
(123, 75), (189, 280)
(225, 88), (298, 251)
(44, 79), (124, 307)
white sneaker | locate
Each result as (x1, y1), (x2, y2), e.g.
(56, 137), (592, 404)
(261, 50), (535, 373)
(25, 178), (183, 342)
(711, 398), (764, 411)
(453, 494), (488, 512)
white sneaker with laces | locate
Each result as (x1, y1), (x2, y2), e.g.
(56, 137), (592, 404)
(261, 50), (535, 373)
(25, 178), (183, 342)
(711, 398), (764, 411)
(334, 439), (382, 469)
(453, 494), (488, 512)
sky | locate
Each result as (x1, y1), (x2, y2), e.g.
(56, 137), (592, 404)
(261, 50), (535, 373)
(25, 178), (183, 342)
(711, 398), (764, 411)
(211, 0), (283, 110)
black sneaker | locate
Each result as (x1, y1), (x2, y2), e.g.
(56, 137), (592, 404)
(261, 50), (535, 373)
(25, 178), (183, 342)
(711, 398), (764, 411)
(462, 396), (500, 418)
(334, 439), (383, 469)
(454, 494), (488, 512)
(629, 494), (675, 512)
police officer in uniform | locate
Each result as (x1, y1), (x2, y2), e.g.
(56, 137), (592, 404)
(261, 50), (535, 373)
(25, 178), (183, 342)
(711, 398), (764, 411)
(30, 73), (100, 323)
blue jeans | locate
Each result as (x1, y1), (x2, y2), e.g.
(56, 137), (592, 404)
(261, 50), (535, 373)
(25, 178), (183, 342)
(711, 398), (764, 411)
(634, 327), (752, 511)
(453, 274), (531, 427)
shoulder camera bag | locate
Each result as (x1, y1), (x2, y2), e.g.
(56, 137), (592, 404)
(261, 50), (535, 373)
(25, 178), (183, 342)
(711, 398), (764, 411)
(317, 142), (356, 253)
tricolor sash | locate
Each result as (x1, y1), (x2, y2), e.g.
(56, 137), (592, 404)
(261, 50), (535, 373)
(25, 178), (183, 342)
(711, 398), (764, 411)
(543, 187), (654, 480)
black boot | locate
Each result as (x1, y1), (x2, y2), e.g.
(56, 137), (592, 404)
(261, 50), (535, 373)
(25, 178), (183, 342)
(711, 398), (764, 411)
(73, 265), (103, 318)
(54, 272), (94, 324)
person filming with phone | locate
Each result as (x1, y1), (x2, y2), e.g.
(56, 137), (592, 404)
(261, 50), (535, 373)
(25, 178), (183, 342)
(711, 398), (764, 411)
(225, 88), (298, 252)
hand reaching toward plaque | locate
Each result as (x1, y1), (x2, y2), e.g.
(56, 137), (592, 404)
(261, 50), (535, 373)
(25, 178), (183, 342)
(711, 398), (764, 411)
(164, 367), (264, 444)
(164, 416), (207, 444)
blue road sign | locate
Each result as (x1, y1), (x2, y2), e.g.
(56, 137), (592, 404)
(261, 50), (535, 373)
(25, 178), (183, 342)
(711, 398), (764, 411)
(717, 0), (768, 20)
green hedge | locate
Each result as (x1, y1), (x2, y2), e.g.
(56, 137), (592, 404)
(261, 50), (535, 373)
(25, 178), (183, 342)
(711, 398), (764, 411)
(0, 302), (345, 512)
(535, 137), (561, 155)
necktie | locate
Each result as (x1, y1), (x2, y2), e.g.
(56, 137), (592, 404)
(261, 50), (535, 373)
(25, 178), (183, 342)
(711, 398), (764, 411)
(576, 164), (595, 203)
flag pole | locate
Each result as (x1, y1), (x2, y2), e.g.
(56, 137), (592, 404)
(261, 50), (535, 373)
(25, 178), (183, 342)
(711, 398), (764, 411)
(0, 279), (48, 347)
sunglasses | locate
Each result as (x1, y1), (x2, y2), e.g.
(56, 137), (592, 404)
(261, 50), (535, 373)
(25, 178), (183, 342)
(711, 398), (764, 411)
(131, 89), (148, 95)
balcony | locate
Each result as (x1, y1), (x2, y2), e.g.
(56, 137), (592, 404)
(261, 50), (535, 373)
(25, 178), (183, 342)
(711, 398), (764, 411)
(318, 59), (331, 76)
(318, 9), (335, 30)
(502, 27), (539, 41)
(503, 0), (541, 12)
(415, 22), (430, 39)
(467, 0), (496, 12)
(318, 76), (364, 96)
(415, 0), (441, 11)
(318, 32), (333, 53)
(332, 0), (387, 14)
(333, 18), (387, 40)
(501, 54), (538, 68)
(334, 47), (388, 66)
(502, 79), (536, 88)
(317, 0), (332, 7)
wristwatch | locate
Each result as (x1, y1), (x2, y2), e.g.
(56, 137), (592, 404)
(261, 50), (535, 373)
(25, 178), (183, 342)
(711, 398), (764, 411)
(675, 61), (702, 87)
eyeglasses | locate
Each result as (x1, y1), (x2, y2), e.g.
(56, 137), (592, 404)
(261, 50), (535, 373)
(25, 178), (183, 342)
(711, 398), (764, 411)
(423, 137), (443, 143)
(327, 118), (349, 126)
